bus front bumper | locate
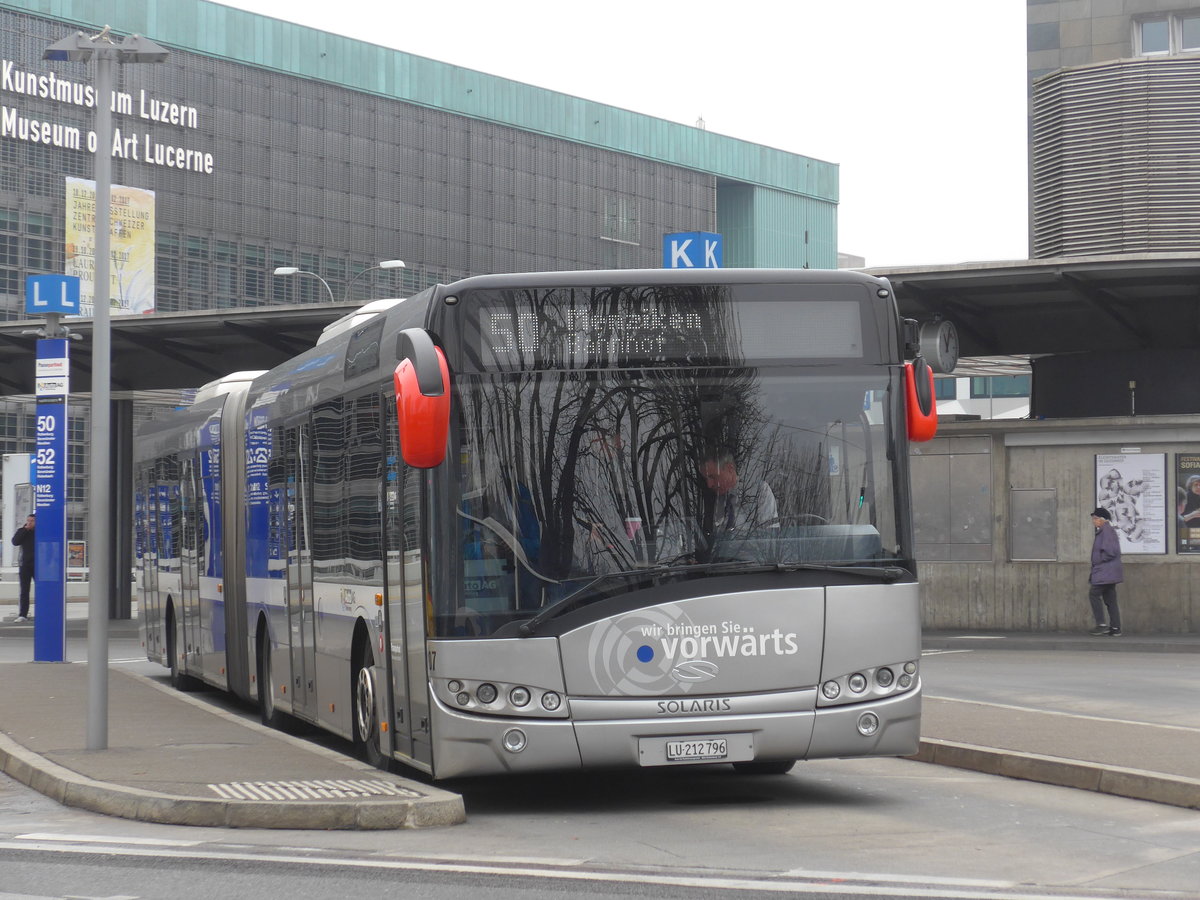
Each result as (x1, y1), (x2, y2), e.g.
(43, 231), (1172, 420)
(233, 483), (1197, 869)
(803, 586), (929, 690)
(427, 686), (921, 779)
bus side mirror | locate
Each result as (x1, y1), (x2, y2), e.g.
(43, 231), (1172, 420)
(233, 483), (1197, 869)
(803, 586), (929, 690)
(394, 328), (450, 468)
(905, 357), (937, 442)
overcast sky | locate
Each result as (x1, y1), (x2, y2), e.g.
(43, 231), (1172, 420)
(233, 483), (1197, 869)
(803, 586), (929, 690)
(218, 0), (1029, 268)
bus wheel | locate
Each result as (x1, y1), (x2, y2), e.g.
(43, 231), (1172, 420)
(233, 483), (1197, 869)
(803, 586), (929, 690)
(167, 608), (198, 692)
(354, 642), (386, 770)
(732, 759), (796, 775)
(257, 633), (287, 730)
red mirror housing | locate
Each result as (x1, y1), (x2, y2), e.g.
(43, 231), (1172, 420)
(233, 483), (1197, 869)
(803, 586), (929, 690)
(905, 359), (938, 443)
(393, 331), (450, 468)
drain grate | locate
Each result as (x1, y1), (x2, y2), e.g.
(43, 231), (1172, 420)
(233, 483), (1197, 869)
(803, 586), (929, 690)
(208, 779), (420, 801)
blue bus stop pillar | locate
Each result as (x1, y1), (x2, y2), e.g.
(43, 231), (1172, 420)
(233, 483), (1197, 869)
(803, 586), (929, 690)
(26, 274), (79, 664)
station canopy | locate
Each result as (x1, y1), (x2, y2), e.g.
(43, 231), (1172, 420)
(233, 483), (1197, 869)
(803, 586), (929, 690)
(0, 301), (364, 396)
(2, 253), (1197, 395)
(869, 253), (1200, 375)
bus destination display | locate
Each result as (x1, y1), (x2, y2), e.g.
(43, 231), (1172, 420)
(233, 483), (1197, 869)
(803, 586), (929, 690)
(475, 287), (866, 369)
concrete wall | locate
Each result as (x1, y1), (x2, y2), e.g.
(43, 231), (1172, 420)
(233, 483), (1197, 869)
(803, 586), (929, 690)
(914, 415), (1200, 634)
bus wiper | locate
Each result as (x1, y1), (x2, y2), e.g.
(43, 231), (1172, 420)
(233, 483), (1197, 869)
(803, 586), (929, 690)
(518, 561), (749, 637)
(770, 562), (909, 582)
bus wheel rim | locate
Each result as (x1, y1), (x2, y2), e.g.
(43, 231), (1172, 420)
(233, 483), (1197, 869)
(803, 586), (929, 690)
(356, 664), (375, 738)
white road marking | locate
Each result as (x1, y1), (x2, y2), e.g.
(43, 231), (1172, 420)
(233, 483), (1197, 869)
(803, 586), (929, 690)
(924, 695), (1200, 733)
(0, 840), (1178, 900)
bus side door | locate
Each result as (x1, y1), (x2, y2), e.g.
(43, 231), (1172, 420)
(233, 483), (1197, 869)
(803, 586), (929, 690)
(284, 423), (318, 719)
(179, 455), (202, 676)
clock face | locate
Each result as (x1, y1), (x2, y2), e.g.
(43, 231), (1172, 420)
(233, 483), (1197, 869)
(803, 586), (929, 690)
(920, 320), (959, 374)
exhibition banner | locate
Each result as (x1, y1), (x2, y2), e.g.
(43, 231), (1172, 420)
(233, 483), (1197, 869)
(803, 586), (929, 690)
(65, 176), (156, 316)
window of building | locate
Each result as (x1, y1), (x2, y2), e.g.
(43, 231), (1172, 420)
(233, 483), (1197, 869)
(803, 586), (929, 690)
(0, 234), (18, 267)
(25, 238), (53, 271)
(934, 378), (958, 401)
(241, 243), (265, 267)
(26, 212), (53, 236)
(186, 236), (209, 260)
(1140, 18), (1170, 54)
(1136, 14), (1200, 55)
(0, 208), (19, 231)
(159, 256), (179, 287)
(244, 268), (265, 300)
(1183, 15), (1200, 51)
(215, 264), (238, 298)
(970, 375), (1032, 399)
(185, 260), (209, 291)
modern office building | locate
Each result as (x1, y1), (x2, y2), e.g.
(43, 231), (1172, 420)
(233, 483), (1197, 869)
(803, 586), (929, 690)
(0, 0), (836, 547)
(1028, 0), (1200, 257)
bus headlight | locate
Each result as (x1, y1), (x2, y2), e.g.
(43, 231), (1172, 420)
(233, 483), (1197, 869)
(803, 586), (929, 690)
(541, 691), (562, 711)
(876, 667), (894, 687)
(476, 683), (498, 704)
(848, 673), (868, 693)
(821, 680), (841, 700)
(509, 686), (531, 707)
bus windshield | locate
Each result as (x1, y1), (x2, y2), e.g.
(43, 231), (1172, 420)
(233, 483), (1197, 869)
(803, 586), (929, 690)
(444, 366), (905, 638)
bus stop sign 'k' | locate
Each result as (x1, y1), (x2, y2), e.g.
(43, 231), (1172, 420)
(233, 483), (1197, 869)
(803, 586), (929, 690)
(662, 232), (722, 269)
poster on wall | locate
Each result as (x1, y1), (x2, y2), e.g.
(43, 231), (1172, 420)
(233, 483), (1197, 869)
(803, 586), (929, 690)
(1095, 453), (1167, 555)
(65, 176), (156, 316)
(1174, 454), (1200, 553)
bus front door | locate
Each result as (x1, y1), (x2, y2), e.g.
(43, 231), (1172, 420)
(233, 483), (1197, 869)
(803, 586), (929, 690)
(284, 423), (318, 720)
(383, 401), (431, 769)
(179, 456), (201, 676)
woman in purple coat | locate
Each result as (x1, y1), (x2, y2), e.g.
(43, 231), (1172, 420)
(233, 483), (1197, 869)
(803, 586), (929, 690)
(1088, 507), (1123, 636)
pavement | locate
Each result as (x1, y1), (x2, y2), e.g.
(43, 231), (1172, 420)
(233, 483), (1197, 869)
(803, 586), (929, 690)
(916, 630), (1200, 811)
(1, 605), (1198, 830)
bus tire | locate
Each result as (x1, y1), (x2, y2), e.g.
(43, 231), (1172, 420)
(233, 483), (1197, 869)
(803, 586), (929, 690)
(257, 631), (288, 730)
(732, 759), (796, 775)
(353, 639), (386, 770)
(167, 606), (199, 692)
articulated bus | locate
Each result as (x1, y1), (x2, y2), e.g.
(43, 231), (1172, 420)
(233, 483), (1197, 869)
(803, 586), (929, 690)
(136, 268), (938, 779)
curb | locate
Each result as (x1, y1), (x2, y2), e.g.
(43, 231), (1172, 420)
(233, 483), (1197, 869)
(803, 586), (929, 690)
(910, 739), (1200, 811)
(0, 728), (465, 829)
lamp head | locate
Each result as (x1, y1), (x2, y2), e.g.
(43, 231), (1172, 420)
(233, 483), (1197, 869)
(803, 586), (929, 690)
(44, 31), (169, 63)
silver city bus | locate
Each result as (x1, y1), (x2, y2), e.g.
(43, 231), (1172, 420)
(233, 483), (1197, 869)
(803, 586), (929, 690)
(136, 268), (938, 779)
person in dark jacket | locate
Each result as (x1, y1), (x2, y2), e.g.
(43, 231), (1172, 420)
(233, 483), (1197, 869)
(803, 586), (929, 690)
(10, 513), (35, 622)
(1088, 507), (1123, 636)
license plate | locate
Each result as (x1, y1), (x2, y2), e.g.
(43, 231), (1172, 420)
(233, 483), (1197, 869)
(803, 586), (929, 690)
(665, 738), (728, 761)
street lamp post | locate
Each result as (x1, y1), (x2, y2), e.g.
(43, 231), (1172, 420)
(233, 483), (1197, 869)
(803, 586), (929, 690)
(44, 27), (168, 752)
(342, 259), (406, 302)
(272, 266), (334, 304)
(274, 259), (405, 303)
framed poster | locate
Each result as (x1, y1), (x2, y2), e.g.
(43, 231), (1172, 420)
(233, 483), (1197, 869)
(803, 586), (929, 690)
(67, 540), (86, 580)
(1096, 453), (1167, 554)
(1174, 454), (1200, 554)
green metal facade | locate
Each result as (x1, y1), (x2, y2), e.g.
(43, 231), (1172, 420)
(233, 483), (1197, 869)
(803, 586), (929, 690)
(5, 0), (838, 268)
